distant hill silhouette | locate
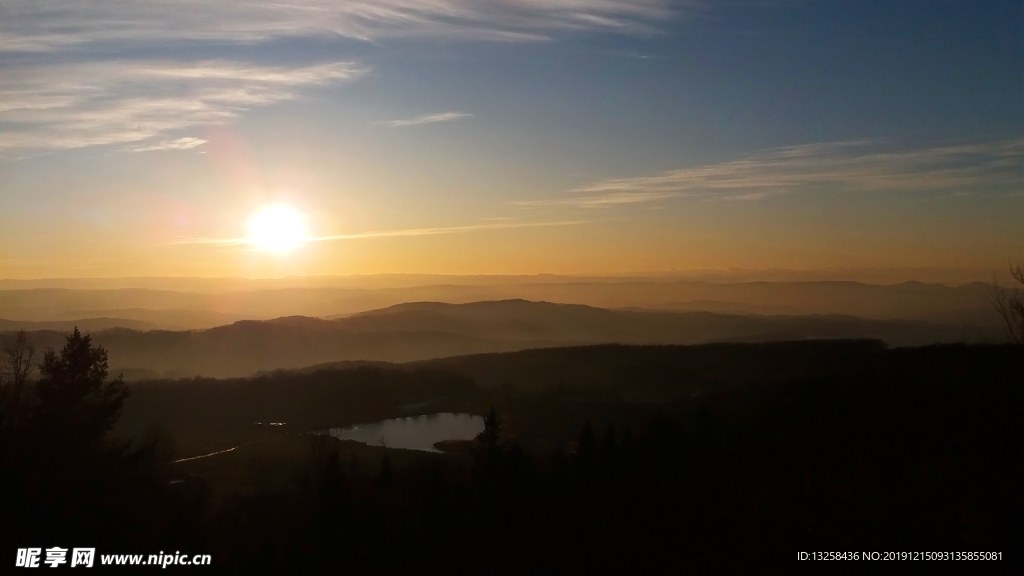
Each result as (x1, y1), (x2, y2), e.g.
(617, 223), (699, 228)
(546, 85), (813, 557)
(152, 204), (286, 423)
(0, 317), (157, 332)
(3, 300), (994, 379)
(344, 299), (978, 344)
(618, 299), (808, 315)
(0, 279), (998, 329)
(52, 308), (247, 330)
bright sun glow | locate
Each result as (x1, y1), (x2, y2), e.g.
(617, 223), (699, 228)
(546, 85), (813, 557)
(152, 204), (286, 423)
(246, 204), (309, 252)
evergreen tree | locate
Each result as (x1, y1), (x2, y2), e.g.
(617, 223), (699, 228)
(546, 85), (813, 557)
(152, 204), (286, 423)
(475, 407), (502, 450)
(34, 327), (127, 446)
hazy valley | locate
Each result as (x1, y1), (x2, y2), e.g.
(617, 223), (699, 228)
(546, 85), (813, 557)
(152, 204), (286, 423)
(1, 296), (998, 379)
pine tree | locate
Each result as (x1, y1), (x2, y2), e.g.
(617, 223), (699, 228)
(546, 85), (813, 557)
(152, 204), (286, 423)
(475, 407), (502, 450)
(34, 327), (127, 446)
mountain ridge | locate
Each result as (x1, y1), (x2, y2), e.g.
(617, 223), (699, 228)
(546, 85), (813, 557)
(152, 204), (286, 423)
(1, 279), (996, 330)
(2, 299), (996, 379)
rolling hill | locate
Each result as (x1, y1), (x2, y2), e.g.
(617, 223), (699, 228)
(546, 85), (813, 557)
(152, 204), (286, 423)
(0, 317), (157, 332)
(0, 279), (999, 330)
(2, 300), (995, 379)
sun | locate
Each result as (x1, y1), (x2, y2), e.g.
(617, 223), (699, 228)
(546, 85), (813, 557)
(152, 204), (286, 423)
(246, 204), (309, 252)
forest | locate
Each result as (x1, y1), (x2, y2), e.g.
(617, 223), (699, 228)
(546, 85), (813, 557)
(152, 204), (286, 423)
(1, 330), (1019, 571)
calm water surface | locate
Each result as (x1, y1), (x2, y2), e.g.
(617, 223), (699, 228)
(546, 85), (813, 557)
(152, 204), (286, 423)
(325, 413), (484, 453)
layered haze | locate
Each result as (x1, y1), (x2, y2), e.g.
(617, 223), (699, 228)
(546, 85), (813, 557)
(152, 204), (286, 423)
(0, 274), (998, 328)
(2, 294), (999, 379)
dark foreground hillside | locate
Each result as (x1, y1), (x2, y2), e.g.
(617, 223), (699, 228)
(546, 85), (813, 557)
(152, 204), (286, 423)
(2, 340), (1021, 572)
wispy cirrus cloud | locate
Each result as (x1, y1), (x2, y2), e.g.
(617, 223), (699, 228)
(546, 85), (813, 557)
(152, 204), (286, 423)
(0, 1), (682, 52)
(0, 61), (363, 151)
(133, 137), (208, 152)
(173, 219), (584, 247)
(377, 112), (473, 128)
(520, 139), (1024, 207)
(0, 1), (686, 153)
(515, 191), (678, 207)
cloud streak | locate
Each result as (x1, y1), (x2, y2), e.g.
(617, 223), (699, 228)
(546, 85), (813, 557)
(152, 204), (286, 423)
(0, 61), (364, 151)
(173, 219), (584, 247)
(377, 112), (472, 128)
(514, 191), (679, 207)
(0, 1), (680, 52)
(523, 139), (1024, 207)
(133, 137), (208, 152)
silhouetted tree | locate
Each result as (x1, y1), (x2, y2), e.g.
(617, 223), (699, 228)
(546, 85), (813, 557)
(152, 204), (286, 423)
(34, 327), (127, 446)
(1, 328), (199, 552)
(308, 433), (344, 487)
(476, 407), (502, 450)
(991, 262), (1024, 346)
(0, 330), (36, 430)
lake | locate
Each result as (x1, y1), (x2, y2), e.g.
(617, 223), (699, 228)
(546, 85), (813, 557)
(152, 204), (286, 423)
(324, 413), (484, 453)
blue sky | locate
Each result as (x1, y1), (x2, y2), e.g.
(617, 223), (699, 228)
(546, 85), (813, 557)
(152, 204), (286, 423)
(0, 1), (1021, 278)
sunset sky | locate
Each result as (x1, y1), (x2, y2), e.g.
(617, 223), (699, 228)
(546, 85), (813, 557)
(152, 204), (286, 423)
(1, 1), (1021, 279)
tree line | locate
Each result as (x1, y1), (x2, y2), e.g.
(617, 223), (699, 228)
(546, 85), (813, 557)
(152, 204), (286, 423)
(1, 326), (1021, 572)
